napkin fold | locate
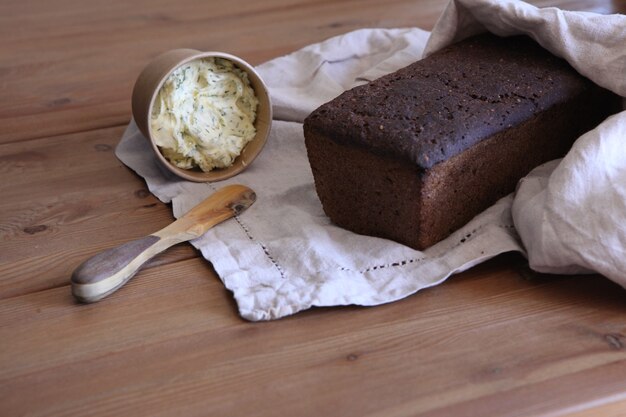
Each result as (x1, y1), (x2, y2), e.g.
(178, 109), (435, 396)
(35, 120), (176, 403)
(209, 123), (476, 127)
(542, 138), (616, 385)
(116, 0), (626, 321)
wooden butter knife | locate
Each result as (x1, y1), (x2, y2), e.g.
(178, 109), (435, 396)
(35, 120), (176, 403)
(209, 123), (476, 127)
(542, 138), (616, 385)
(71, 184), (256, 303)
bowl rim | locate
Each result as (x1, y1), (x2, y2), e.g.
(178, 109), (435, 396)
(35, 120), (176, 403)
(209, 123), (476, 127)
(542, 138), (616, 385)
(141, 49), (272, 183)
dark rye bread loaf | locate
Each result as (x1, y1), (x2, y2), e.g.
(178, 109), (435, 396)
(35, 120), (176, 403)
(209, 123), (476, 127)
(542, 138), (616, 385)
(303, 33), (620, 250)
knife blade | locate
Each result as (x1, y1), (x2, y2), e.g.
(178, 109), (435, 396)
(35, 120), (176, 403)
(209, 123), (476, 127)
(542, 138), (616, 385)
(71, 184), (256, 303)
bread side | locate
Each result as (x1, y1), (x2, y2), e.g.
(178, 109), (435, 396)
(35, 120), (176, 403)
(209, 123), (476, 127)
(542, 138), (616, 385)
(304, 34), (621, 250)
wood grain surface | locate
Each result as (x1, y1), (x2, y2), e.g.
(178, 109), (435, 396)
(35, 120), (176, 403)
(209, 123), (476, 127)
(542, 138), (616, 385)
(1, 0), (625, 416)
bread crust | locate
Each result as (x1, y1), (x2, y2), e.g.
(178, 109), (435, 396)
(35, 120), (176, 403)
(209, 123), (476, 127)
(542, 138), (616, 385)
(304, 34), (621, 250)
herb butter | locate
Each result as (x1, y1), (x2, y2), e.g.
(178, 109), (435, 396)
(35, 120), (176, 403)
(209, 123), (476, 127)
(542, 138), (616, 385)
(150, 57), (259, 172)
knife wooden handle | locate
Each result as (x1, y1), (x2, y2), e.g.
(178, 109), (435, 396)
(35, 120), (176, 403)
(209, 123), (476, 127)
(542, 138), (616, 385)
(71, 184), (256, 303)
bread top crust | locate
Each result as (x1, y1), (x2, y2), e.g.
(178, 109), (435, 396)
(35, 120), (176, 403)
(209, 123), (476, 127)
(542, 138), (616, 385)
(304, 34), (594, 170)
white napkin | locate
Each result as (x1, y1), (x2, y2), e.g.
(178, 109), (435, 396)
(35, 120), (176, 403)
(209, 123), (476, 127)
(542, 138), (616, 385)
(116, 0), (626, 321)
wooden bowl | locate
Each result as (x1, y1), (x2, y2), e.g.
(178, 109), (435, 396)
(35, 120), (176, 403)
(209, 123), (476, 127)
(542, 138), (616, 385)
(131, 49), (272, 182)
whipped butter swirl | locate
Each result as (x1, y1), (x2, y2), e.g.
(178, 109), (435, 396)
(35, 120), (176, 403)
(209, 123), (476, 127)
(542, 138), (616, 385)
(150, 57), (259, 172)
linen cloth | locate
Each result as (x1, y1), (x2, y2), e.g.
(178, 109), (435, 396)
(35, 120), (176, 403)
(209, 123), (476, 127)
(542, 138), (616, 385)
(116, 0), (626, 321)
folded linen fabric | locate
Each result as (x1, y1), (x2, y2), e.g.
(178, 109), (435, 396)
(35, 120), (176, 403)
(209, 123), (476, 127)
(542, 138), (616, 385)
(116, 0), (626, 320)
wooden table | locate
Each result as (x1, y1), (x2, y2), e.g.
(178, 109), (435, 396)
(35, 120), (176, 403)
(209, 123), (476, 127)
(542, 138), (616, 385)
(2, 0), (625, 415)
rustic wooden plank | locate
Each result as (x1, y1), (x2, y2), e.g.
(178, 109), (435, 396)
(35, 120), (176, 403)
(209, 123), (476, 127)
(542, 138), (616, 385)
(562, 399), (626, 417)
(0, 0), (444, 144)
(0, 0), (623, 143)
(0, 254), (624, 416)
(0, 125), (198, 299)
